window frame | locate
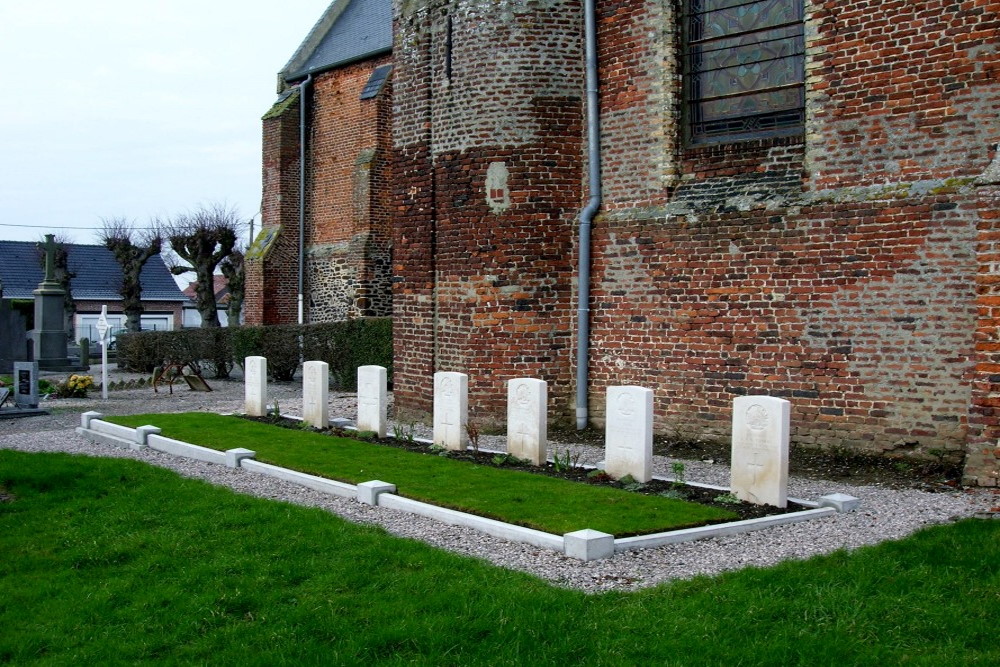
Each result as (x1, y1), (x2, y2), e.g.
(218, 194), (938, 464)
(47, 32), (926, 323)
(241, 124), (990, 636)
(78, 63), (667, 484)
(681, 0), (807, 147)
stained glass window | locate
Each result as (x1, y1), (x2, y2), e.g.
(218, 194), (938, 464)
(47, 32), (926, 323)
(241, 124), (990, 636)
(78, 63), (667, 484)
(683, 0), (805, 144)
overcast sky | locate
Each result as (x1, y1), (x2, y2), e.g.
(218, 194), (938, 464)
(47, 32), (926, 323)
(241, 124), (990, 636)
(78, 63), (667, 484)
(0, 1), (331, 247)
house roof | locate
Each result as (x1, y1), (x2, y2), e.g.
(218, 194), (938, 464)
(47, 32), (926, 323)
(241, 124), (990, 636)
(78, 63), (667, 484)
(279, 0), (392, 86)
(183, 276), (230, 305)
(0, 240), (186, 302)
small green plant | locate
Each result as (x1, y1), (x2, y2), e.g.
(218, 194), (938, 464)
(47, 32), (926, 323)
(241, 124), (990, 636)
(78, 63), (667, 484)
(893, 461), (912, 473)
(670, 462), (686, 486)
(658, 489), (686, 500)
(268, 400), (281, 421)
(552, 450), (573, 473)
(428, 443), (449, 456)
(586, 469), (612, 483)
(297, 420), (314, 431)
(713, 492), (741, 505)
(356, 430), (378, 442)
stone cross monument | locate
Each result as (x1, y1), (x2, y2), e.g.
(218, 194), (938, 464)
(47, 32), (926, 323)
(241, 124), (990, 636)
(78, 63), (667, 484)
(33, 234), (72, 370)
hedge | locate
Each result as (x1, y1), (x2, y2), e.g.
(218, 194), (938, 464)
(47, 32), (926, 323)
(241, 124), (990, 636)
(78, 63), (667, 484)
(116, 318), (392, 389)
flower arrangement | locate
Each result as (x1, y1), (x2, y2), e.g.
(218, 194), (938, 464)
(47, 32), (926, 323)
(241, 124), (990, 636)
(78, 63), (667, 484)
(56, 374), (95, 399)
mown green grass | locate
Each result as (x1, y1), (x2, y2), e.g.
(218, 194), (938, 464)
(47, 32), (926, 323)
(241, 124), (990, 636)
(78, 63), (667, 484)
(1, 450), (997, 665)
(109, 412), (734, 536)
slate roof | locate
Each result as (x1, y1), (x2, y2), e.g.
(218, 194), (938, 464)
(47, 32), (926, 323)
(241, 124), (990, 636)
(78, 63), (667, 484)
(280, 0), (393, 84)
(0, 240), (186, 302)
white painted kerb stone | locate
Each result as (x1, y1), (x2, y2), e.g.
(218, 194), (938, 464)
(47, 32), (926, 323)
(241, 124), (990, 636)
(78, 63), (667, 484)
(225, 448), (256, 469)
(564, 529), (615, 561)
(604, 386), (654, 482)
(507, 378), (547, 465)
(357, 365), (388, 438)
(730, 395), (790, 508)
(433, 371), (468, 450)
(357, 480), (397, 506)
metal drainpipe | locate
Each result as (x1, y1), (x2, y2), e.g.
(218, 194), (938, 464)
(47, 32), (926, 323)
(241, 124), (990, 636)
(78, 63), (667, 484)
(577, 0), (602, 430)
(298, 74), (313, 326)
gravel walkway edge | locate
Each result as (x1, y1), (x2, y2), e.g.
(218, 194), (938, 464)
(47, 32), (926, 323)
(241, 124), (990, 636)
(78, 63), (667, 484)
(1, 379), (996, 593)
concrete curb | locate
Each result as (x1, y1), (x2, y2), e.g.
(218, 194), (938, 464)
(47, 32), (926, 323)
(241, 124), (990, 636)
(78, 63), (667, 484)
(75, 416), (855, 562)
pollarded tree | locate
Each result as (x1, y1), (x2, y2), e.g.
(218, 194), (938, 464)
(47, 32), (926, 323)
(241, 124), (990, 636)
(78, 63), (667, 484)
(100, 218), (162, 332)
(219, 247), (245, 326)
(166, 203), (240, 328)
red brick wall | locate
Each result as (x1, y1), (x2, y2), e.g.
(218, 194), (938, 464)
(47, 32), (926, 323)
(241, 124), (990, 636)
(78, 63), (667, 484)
(392, 0), (584, 421)
(249, 54), (394, 326)
(247, 92), (302, 326)
(392, 0), (1000, 482)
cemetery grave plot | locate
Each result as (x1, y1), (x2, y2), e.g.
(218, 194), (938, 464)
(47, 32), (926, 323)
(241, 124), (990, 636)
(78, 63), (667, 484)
(108, 412), (806, 534)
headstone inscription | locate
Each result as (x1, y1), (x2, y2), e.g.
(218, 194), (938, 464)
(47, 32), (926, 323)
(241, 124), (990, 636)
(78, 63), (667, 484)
(604, 385), (653, 482)
(433, 371), (468, 450)
(357, 365), (387, 437)
(244, 356), (268, 417)
(302, 361), (329, 428)
(13, 361), (39, 409)
(507, 378), (547, 465)
(730, 395), (790, 508)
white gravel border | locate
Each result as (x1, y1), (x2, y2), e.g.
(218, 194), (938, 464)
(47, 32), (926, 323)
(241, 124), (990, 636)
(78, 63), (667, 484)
(2, 373), (996, 593)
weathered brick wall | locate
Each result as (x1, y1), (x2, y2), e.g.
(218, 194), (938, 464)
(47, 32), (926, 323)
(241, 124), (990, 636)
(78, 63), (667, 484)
(393, 0), (584, 421)
(306, 56), (394, 322)
(392, 0), (1000, 482)
(249, 55), (393, 327)
(587, 0), (999, 481)
(247, 93), (302, 325)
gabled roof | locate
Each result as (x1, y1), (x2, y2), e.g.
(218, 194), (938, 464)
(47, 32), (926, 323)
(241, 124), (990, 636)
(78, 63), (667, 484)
(0, 240), (186, 302)
(183, 276), (230, 305)
(279, 0), (393, 87)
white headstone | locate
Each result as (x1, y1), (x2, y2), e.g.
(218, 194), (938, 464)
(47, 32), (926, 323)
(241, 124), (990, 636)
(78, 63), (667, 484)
(604, 386), (653, 482)
(357, 365), (388, 438)
(244, 356), (268, 417)
(730, 395), (790, 508)
(302, 361), (329, 428)
(433, 371), (468, 450)
(507, 378), (547, 465)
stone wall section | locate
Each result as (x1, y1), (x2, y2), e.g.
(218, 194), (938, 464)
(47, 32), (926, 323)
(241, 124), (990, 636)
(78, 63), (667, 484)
(393, 0), (584, 420)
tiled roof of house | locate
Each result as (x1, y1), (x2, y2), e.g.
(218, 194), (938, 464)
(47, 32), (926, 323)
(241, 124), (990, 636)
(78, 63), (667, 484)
(182, 275), (230, 305)
(280, 0), (392, 84)
(0, 240), (186, 301)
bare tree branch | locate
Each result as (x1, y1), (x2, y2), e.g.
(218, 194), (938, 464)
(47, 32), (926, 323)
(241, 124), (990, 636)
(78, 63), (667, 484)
(100, 217), (163, 332)
(164, 203), (241, 328)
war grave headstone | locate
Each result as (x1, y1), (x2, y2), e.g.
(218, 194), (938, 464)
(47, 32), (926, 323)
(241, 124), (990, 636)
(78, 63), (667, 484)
(245, 356), (268, 417)
(303, 361), (329, 428)
(357, 365), (387, 437)
(433, 371), (468, 450)
(604, 385), (653, 482)
(730, 395), (790, 508)
(507, 378), (547, 465)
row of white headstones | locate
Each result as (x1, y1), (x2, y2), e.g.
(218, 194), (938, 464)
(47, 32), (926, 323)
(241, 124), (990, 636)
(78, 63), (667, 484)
(244, 357), (790, 508)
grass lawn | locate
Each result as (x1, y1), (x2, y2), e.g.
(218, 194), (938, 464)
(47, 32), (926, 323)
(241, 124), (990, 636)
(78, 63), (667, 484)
(108, 412), (735, 536)
(1, 451), (997, 664)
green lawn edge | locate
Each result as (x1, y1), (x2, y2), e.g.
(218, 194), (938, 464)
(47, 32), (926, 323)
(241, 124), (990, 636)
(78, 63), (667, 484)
(108, 412), (735, 536)
(2, 450), (997, 665)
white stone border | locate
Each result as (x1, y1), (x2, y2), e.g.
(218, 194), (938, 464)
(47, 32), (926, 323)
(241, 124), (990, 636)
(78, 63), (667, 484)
(74, 412), (859, 562)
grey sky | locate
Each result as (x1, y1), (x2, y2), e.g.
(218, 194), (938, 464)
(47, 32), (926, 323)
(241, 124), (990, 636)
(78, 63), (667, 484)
(0, 1), (330, 246)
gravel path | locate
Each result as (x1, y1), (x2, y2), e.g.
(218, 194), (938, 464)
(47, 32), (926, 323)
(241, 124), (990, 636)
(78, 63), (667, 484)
(2, 367), (996, 593)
